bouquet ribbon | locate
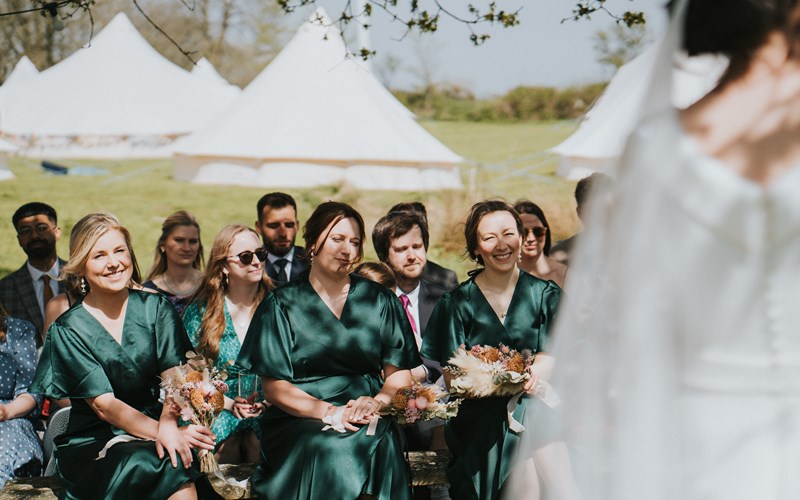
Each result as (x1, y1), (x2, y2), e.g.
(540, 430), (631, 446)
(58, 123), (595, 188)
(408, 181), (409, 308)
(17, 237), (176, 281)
(365, 415), (380, 436)
(96, 434), (151, 460)
(321, 407), (347, 433)
(507, 393), (525, 434)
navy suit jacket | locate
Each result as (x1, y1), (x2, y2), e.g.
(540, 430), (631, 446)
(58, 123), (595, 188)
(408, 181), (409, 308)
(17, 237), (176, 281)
(0, 258), (67, 346)
(266, 246), (308, 287)
(416, 278), (451, 383)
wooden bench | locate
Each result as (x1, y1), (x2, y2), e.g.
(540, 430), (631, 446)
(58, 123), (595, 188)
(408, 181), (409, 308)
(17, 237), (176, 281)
(0, 451), (451, 499)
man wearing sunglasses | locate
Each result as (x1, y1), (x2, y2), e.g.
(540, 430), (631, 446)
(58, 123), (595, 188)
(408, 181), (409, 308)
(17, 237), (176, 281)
(0, 202), (66, 347)
(255, 192), (308, 286)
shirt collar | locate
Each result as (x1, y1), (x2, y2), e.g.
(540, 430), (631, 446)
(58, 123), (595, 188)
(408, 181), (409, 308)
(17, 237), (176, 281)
(268, 246), (295, 265)
(395, 282), (421, 304)
(27, 259), (60, 281)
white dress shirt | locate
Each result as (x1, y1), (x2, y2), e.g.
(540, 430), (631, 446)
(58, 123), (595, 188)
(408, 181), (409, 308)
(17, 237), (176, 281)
(27, 260), (60, 317)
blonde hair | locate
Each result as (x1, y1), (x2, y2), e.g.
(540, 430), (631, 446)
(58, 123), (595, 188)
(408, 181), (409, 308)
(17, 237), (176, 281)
(194, 224), (272, 361)
(61, 213), (141, 295)
(146, 210), (204, 281)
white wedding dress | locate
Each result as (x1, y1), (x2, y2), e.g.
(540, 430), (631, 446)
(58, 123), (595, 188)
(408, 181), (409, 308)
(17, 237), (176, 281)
(543, 106), (800, 500)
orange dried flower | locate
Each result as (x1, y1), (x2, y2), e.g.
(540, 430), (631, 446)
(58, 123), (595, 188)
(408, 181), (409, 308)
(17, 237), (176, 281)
(417, 386), (439, 403)
(479, 347), (500, 363)
(190, 389), (205, 410)
(209, 391), (225, 413)
(507, 354), (526, 373)
(392, 393), (409, 409)
(185, 371), (203, 383)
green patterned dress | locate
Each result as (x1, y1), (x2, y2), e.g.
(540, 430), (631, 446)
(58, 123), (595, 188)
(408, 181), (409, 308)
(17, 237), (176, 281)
(29, 290), (218, 500)
(237, 274), (420, 499)
(182, 300), (262, 449)
(420, 271), (561, 500)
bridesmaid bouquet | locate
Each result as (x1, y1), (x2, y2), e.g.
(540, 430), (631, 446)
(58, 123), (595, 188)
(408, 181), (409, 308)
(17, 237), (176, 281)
(161, 351), (230, 475)
(381, 382), (461, 424)
(444, 343), (535, 398)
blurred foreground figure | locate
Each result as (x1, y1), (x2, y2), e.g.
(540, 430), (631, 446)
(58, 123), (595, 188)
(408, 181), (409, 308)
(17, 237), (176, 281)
(529, 1), (800, 499)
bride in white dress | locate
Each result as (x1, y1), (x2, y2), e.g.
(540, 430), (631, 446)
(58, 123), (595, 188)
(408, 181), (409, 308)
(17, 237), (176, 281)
(519, 1), (800, 499)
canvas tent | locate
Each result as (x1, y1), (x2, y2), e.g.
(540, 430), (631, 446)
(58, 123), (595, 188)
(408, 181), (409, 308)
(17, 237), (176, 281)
(173, 9), (462, 191)
(0, 138), (16, 181)
(552, 43), (727, 180)
(0, 13), (238, 158)
(0, 56), (39, 90)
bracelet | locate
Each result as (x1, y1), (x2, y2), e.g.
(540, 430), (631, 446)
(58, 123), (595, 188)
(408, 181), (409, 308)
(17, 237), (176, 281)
(323, 403), (335, 419)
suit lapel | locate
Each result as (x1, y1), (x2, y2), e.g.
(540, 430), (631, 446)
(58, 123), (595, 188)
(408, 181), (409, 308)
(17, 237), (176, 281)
(290, 246), (308, 280)
(418, 280), (435, 334)
(13, 266), (43, 334)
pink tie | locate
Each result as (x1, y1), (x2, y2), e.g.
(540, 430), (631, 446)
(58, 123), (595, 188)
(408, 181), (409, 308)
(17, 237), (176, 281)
(399, 294), (417, 334)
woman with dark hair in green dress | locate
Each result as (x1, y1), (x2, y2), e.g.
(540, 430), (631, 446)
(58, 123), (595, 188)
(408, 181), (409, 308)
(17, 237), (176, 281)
(30, 213), (219, 500)
(421, 200), (579, 500)
(237, 201), (419, 499)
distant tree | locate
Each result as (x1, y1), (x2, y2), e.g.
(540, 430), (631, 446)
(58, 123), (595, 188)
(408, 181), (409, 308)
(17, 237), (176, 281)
(593, 22), (649, 73)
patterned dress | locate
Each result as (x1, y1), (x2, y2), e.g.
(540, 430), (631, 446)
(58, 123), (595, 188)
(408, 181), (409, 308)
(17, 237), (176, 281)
(182, 300), (262, 449)
(0, 317), (43, 488)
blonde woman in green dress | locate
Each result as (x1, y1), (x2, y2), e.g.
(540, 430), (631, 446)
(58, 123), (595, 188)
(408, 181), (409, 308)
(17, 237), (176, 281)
(30, 213), (219, 500)
(183, 224), (272, 464)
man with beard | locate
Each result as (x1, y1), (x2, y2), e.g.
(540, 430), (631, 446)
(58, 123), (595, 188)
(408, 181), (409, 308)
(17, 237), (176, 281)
(0, 202), (65, 346)
(388, 202), (459, 290)
(255, 192), (307, 286)
(373, 210), (453, 500)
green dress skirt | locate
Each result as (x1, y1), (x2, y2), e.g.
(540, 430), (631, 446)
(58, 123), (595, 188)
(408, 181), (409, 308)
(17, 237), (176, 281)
(30, 290), (219, 500)
(420, 271), (561, 500)
(237, 274), (420, 499)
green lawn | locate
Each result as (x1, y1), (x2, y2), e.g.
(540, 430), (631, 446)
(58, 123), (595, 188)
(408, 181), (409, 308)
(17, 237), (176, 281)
(0, 120), (578, 280)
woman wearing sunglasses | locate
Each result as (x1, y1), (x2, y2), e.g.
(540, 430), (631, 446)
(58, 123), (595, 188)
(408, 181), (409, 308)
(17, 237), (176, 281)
(513, 200), (567, 289)
(182, 225), (272, 464)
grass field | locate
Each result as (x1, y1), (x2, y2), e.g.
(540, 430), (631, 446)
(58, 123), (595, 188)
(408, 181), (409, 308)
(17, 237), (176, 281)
(0, 120), (578, 279)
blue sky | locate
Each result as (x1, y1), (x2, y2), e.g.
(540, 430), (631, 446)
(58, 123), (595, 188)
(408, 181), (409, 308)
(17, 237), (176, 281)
(316, 0), (670, 96)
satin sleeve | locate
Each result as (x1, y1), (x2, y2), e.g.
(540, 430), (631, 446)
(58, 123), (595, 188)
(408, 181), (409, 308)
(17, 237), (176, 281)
(236, 293), (294, 381)
(154, 294), (194, 373)
(30, 322), (113, 399)
(379, 290), (420, 370)
(536, 281), (562, 353)
(420, 292), (465, 366)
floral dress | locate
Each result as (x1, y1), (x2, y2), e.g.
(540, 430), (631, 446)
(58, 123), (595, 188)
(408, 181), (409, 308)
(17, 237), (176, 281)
(182, 301), (262, 449)
(0, 317), (43, 488)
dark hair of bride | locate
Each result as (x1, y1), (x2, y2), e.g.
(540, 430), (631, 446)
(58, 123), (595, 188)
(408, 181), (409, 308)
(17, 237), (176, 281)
(669, 0), (800, 79)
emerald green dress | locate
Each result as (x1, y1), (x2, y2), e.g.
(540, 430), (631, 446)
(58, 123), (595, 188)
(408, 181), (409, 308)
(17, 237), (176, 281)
(182, 301), (262, 450)
(30, 290), (217, 500)
(420, 271), (561, 500)
(237, 274), (420, 499)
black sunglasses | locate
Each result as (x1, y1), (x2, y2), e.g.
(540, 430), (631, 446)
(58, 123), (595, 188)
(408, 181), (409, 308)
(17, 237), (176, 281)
(523, 227), (548, 239)
(229, 248), (268, 266)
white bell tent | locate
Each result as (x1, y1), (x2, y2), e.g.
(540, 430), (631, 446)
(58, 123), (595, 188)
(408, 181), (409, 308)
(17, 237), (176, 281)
(552, 43), (727, 180)
(0, 13), (238, 158)
(0, 138), (16, 181)
(173, 8), (463, 191)
(0, 56), (39, 90)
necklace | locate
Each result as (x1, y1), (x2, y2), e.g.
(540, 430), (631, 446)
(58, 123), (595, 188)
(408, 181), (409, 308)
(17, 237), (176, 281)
(481, 287), (510, 319)
(162, 273), (198, 297)
(225, 296), (256, 331)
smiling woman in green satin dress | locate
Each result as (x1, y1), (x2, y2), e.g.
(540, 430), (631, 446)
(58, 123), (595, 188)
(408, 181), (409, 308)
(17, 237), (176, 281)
(237, 201), (420, 499)
(421, 200), (580, 500)
(30, 213), (219, 500)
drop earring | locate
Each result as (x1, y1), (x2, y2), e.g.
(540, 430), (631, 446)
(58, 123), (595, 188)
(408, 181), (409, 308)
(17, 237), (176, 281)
(80, 276), (87, 294)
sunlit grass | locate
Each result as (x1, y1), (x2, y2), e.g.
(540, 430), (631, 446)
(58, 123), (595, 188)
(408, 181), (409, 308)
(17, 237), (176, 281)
(0, 120), (579, 280)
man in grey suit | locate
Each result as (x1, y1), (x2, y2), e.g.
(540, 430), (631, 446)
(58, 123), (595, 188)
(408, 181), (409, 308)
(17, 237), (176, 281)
(255, 192), (308, 287)
(0, 202), (66, 346)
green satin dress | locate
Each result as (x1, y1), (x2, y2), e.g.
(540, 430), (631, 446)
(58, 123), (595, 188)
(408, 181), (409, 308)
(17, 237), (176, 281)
(30, 290), (217, 500)
(420, 271), (561, 500)
(237, 274), (419, 500)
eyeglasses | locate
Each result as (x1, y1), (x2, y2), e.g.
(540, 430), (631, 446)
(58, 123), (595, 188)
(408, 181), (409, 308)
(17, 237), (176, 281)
(17, 223), (54, 237)
(523, 227), (548, 239)
(229, 248), (268, 266)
